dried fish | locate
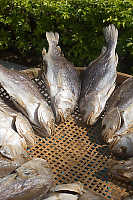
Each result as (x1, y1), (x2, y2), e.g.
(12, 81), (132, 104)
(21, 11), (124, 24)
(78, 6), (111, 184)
(0, 153), (29, 178)
(79, 24), (118, 125)
(102, 77), (133, 158)
(42, 32), (81, 122)
(0, 65), (55, 136)
(0, 158), (53, 200)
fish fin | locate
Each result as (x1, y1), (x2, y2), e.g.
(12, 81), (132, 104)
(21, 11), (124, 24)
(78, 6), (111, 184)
(0, 128), (27, 159)
(102, 107), (121, 143)
(11, 97), (29, 118)
(46, 32), (59, 47)
(103, 24), (118, 49)
(15, 113), (36, 146)
(101, 46), (107, 55)
(42, 47), (46, 57)
(115, 52), (118, 64)
(41, 72), (51, 93)
(37, 102), (55, 137)
(42, 48), (48, 74)
(31, 123), (48, 138)
(88, 46), (107, 67)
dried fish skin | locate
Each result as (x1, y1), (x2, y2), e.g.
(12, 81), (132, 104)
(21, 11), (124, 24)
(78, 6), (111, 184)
(42, 32), (81, 122)
(0, 65), (55, 136)
(0, 158), (53, 200)
(0, 154), (29, 178)
(0, 96), (36, 146)
(80, 24), (118, 125)
(0, 97), (36, 159)
(102, 77), (133, 155)
(0, 125), (27, 159)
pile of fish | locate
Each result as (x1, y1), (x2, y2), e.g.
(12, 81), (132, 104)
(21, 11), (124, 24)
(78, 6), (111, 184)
(0, 155), (106, 200)
(0, 23), (133, 199)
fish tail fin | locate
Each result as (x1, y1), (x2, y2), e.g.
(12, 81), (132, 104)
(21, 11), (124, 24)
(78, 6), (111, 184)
(46, 32), (59, 47)
(103, 24), (118, 50)
(15, 113), (36, 147)
(101, 46), (107, 55)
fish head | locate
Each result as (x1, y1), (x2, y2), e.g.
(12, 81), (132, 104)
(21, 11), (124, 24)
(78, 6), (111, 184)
(101, 107), (121, 144)
(79, 95), (100, 125)
(111, 131), (133, 159)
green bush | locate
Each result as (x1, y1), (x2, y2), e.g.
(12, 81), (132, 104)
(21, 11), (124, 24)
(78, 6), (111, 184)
(0, 0), (133, 73)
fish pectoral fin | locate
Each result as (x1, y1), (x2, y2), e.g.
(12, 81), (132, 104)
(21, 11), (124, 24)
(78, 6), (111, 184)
(102, 107), (121, 143)
(0, 128), (27, 159)
(42, 72), (51, 89)
(37, 103), (55, 136)
(11, 97), (29, 118)
(15, 113), (36, 146)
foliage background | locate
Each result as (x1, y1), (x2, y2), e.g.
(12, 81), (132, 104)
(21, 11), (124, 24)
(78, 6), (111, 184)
(0, 0), (133, 74)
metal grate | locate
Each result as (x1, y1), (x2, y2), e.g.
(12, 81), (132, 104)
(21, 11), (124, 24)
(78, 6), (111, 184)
(0, 74), (128, 200)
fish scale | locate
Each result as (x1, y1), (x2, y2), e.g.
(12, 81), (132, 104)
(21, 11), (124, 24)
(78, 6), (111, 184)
(79, 24), (118, 125)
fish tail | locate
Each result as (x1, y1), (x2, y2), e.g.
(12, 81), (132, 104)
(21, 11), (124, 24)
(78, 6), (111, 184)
(46, 32), (59, 47)
(103, 24), (118, 50)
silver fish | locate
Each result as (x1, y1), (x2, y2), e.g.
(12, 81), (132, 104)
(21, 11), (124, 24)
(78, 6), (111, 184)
(0, 97), (36, 159)
(0, 153), (29, 178)
(0, 97), (36, 144)
(42, 32), (81, 122)
(0, 65), (55, 136)
(102, 77), (133, 157)
(0, 158), (53, 200)
(79, 24), (118, 125)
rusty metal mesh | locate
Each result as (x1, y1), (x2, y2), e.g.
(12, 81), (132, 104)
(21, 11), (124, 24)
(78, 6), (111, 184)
(0, 74), (128, 200)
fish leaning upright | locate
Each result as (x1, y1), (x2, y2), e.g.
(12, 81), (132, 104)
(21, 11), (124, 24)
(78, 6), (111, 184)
(0, 64), (55, 136)
(0, 158), (53, 200)
(101, 77), (133, 158)
(79, 24), (118, 125)
(42, 32), (81, 122)
(0, 97), (36, 159)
